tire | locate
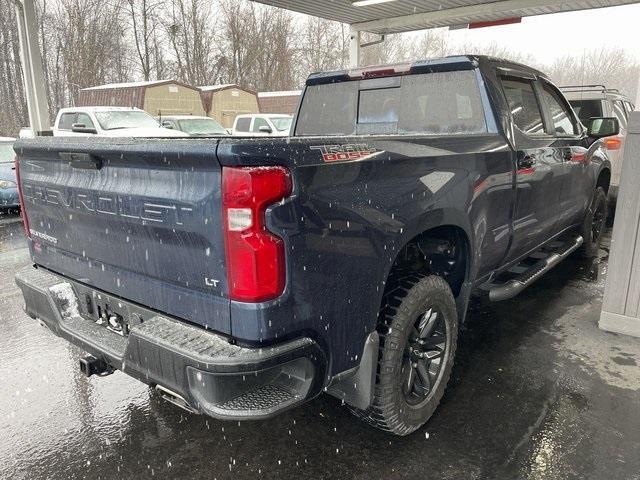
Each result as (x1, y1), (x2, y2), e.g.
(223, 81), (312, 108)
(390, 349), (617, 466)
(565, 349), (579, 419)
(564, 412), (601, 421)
(351, 273), (458, 436)
(580, 187), (608, 258)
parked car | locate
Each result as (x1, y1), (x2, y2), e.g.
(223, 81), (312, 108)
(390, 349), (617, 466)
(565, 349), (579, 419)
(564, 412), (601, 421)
(561, 85), (635, 202)
(14, 56), (618, 435)
(0, 137), (19, 209)
(157, 115), (228, 136)
(53, 107), (188, 138)
(232, 113), (292, 136)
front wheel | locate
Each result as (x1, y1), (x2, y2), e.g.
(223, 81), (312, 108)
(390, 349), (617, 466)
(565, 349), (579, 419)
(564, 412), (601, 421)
(580, 186), (608, 258)
(351, 274), (458, 436)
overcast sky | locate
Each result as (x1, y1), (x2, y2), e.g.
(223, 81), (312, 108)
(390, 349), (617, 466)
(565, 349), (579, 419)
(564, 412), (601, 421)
(429, 4), (640, 64)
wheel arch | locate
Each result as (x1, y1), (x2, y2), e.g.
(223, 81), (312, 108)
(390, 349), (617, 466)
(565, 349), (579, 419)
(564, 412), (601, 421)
(380, 211), (475, 321)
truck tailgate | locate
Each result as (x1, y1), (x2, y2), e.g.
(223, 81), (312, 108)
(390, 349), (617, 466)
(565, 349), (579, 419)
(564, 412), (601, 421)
(16, 138), (230, 333)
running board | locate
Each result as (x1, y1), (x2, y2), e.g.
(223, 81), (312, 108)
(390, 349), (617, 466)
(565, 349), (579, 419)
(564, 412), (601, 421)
(487, 235), (583, 302)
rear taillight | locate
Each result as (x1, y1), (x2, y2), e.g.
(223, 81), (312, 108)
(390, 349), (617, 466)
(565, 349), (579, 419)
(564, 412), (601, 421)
(222, 166), (292, 302)
(14, 156), (30, 238)
(604, 136), (622, 151)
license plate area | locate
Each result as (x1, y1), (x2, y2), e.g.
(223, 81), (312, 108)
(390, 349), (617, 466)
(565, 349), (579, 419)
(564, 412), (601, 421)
(80, 290), (145, 337)
(95, 301), (129, 336)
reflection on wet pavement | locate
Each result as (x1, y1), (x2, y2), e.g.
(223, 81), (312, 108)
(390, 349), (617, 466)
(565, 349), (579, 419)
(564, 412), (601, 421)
(1, 215), (639, 480)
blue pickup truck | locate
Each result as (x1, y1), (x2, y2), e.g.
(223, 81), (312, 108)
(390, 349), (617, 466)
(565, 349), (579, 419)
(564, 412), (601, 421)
(14, 56), (618, 435)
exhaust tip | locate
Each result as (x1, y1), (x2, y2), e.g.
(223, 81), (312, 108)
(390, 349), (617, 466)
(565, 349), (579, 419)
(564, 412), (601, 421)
(155, 385), (198, 414)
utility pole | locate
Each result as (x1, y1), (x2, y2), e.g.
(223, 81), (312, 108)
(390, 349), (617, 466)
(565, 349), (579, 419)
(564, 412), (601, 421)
(14, 0), (51, 135)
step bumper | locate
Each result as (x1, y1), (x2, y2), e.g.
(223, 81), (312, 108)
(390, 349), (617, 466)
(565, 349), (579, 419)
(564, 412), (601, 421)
(15, 264), (326, 420)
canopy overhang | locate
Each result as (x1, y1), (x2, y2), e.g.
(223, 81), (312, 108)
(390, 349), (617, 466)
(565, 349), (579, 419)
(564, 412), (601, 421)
(251, 0), (640, 67)
(251, 0), (640, 34)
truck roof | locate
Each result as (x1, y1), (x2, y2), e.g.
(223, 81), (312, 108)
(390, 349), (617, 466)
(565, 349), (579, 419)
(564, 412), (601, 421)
(57, 106), (145, 114)
(306, 55), (549, 86)
(560, 85), (631, 102)
(156, 115), (212, 120)
(235, 113), (292, 119)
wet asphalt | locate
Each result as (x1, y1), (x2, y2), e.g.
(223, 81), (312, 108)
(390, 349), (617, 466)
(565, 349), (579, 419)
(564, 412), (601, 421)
(1, 210), (639, 480)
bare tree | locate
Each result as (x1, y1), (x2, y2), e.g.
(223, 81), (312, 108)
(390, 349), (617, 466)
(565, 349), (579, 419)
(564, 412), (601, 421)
(0, 0), (28, 135)
(297, 17), (347, 82)
(546, 47), (640, 100)
(165, 0), (225, 86)
(125, 0), (165, 80)
(44, 0), (131, 107)
(359, 33), (412, 66)
(219, 0), (297, 90)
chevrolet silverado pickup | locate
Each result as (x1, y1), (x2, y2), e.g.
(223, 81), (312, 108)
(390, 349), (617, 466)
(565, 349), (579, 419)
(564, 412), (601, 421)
(13, 56), (619, 435)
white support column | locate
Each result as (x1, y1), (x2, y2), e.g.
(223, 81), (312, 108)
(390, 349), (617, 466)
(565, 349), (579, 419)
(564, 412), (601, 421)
(349, 26), (361, 68)
(14, 0), (51, 136)
(600, 112), (640, 338)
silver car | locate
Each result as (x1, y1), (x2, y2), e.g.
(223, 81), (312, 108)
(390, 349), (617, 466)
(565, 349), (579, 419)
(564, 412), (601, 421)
(561, 85), (636, 202)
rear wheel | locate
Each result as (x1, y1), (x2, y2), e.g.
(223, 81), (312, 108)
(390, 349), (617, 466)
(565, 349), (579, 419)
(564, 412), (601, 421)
(352, 274), (458, 435)
(580, 187), (607, 258)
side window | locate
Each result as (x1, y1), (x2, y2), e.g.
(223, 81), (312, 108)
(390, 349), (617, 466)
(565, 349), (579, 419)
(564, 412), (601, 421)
(235, 117), (250, 132)
(76, 113), (95, 129)
(252, 117), (270, 132)
(540, 83), (578, 136)
(58, 113), (77, 130)
(501, 78), (545, 135)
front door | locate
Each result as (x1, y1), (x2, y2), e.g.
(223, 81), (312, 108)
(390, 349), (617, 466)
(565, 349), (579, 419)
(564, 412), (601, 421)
(537, 80), (589, 230)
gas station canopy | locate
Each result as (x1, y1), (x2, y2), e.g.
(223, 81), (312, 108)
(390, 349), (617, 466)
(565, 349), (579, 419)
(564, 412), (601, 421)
(252, 0), (639, 34)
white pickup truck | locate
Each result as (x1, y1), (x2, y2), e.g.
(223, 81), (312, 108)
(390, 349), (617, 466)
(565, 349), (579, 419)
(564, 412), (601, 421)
(231, 113), (293, 136)
(53, 107), (188, 138)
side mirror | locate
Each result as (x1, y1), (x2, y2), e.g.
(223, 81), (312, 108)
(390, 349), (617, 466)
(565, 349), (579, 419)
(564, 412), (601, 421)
(258, 125), (272, 134)
(162, 121), (174, 129)
(71, 123), (97, 134)
(587, 117), (620, 139)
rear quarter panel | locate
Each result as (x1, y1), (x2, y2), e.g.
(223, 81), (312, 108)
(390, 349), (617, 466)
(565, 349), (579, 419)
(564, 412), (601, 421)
(217, 134), (514, 376)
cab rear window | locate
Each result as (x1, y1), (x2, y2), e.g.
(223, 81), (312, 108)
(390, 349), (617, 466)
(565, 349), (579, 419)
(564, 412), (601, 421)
(295, 70), (487, 136)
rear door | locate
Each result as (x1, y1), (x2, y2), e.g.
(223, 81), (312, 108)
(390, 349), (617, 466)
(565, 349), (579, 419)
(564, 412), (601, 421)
(500, 75), (566, 262)
(17, 138), (230, 333)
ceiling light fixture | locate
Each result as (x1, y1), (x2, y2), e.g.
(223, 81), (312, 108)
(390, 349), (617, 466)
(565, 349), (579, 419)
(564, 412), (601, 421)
(351, 0), (398, 7)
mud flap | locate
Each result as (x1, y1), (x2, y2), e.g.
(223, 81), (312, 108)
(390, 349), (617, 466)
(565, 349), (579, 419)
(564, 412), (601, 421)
(326, 331), (379, 410)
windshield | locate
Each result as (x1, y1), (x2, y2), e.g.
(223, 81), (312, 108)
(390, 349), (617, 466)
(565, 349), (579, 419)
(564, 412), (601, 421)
(0, 143), (14, 164)
(269, 117), (293, 131)
(177, 118), (227, 135)
(296, 70), (487, 136)
(94, 111), (160, 130)
(569, 99), (604, 125)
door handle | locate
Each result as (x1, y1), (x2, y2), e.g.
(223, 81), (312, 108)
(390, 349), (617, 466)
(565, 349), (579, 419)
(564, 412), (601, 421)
(59, 152), (102, 170)
(518, 154), (535, 169)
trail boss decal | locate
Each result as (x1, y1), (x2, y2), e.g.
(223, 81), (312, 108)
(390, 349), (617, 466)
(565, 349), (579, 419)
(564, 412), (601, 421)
(310, 144), (380, 163)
